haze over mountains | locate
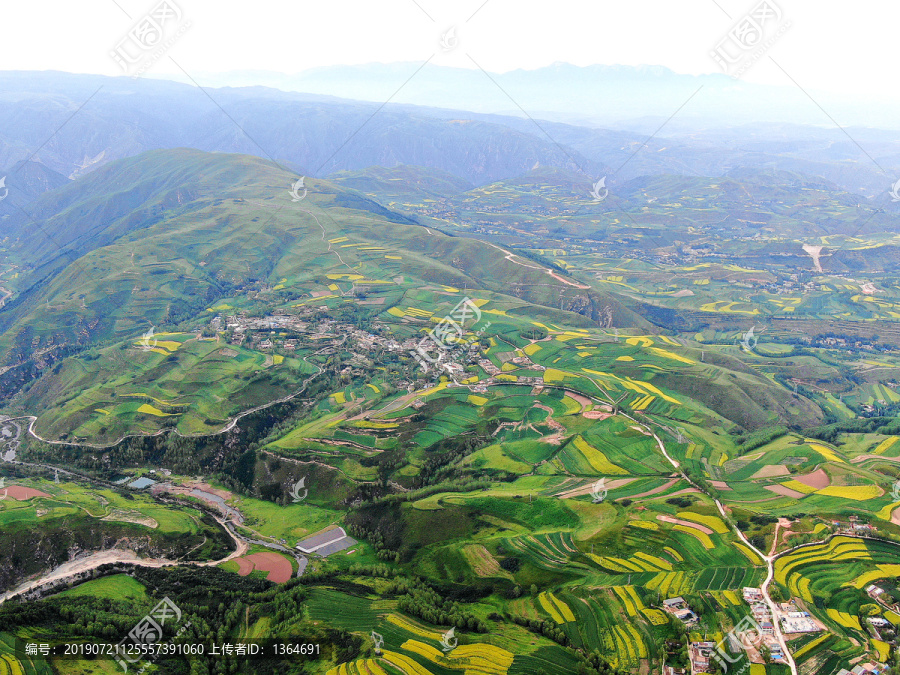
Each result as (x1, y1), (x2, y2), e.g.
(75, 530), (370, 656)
(1, 69), (899, 203)
(187, 62), (900, 130)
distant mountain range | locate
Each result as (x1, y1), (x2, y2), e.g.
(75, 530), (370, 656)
(0, 71), (898, 201)
(0, 160), (70, 219)
(188, 62), (900, 130)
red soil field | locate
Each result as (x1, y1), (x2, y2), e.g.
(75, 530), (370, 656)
(765, 484), (806, 499)
(234, 552), (292, 583)
(627, 477), (680, 500)
(792, 468), (830, 489)
(2, 485), (51, 500)
(235, 558), (255, 575)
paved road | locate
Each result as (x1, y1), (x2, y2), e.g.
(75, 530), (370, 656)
(578, 371), (799, 675)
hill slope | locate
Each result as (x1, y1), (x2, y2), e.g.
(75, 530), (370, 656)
(0, 149), (820, 441)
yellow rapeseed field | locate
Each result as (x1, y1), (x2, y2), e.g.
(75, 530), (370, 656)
(676, 512), (729, 534)
(817, 485), (882, 500)
(572, 436), (627, 475)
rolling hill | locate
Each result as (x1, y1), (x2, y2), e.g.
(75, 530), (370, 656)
(0, 149), (822, 442)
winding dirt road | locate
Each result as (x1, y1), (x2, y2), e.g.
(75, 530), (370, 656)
(10, 334), (338, 450)
(0, 514), (248, 606)
(483, 241), (592, 289)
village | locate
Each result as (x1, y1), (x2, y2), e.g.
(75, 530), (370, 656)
(669, 581), (896, 675)
(205, 307), (555, 394)
(671, 587), (825, 674)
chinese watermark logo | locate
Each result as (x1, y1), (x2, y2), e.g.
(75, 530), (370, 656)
(115, 597), (190, 673)
(371, 631), (384, 656)
(439, 26), (459, 52)
(411, 297), (491, 374)
(290, 477), (308, 503)
(590, 477), (608, 504)
(440, 627), (458, 652)
(891, 479), (900, 502)
(658, 424), (687, 444)
(290, 177), (307, 202)
(0, 177), (8, 202)
(711, 615), (763, 674)
(740, 325), (759, 353)
(140, 326), (158, 351)
(590, 177), (609, 202)
(889, 178), (900, 203)
(110, 1), (191, 79)
(710, 1), (790, 79)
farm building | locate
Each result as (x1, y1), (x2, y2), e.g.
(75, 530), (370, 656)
(751, 602), (770, 620)
(846, 665), (890, 675)
(866, 584), (886, 599)
(868, 617), (891, 630)
(297, 526), (357, 556)
(688, 642), (717, 674)
(867, 617), (893, 641)
(780, 612), (820, 634)
(742, 587), (763, 602)
(673, 608), (697, 624)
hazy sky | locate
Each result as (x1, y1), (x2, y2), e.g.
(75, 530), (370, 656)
(1, 0), (896, 100)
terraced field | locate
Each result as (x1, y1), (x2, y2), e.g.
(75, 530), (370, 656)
(0, 633), (51, 675)
(772, 536), (900, 665)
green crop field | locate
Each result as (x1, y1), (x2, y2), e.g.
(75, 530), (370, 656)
(57, 575), (149, 602)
